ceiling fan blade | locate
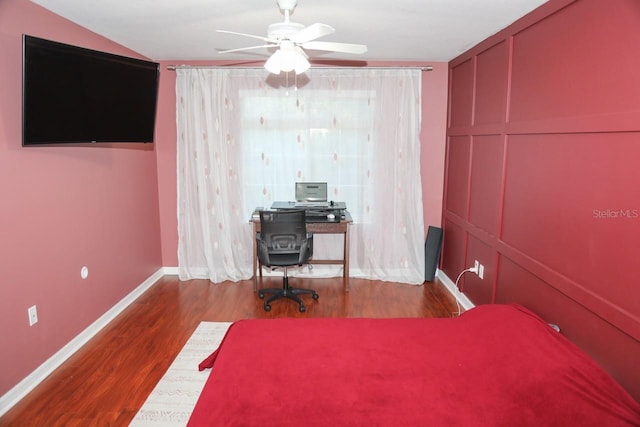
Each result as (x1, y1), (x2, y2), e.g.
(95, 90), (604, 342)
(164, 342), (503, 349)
(301, 41), (368, 54)
(216, 29), (274, 43)
(290, 23), (335, 43)
(218, 44), (277, 54)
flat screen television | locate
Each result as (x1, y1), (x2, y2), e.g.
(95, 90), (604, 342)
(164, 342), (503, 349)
(22, 34), (160, 146)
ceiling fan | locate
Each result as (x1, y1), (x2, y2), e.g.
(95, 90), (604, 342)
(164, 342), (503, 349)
(216, 0), (368, 74)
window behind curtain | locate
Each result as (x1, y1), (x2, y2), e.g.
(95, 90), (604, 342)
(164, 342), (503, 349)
(240, 89), (374, 222)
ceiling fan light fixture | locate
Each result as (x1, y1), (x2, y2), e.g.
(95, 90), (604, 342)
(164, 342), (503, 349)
(264, 50), (284, 74)
(264, 47), (310, 75)
(291, 51), (310, 74)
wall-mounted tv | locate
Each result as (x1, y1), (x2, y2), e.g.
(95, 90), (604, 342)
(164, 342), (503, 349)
(22, 34), (160, 146)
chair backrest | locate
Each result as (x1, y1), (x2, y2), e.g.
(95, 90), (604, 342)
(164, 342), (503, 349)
(259, 210), (307, 254)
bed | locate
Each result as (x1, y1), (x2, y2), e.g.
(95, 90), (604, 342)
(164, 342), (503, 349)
(188, 304), (640, 426)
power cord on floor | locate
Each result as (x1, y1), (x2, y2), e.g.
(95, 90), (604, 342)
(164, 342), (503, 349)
(452, 267), (477, 317)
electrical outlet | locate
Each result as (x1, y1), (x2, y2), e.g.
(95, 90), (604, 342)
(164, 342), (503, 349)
(28, 305), (38, 326)
(478, 263), (485, 280)
(474, 260), (479, 273)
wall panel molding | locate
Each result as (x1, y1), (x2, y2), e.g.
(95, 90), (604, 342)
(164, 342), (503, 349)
(442, 2), (640, 400)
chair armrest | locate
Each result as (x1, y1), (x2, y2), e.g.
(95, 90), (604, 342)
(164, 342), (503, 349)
(256, 235), (271, 267)
(298, 234), (313, 265)
(307, 232), (313, 258)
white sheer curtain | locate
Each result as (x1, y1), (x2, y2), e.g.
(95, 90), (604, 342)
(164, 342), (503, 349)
(176, 68), (424, 284)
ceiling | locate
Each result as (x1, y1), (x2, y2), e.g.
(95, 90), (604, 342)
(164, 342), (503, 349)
(30, 0), (548, 63)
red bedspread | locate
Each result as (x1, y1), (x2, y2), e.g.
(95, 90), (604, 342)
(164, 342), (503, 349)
(189, 304), (640, 426)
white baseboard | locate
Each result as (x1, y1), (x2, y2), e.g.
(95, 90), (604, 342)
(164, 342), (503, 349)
(435, 268), (476, 312)
(163, 266), (179, 275)
(0, 267), (168, 418)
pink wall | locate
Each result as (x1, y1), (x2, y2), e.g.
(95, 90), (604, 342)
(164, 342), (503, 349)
(420, 64), (449, 230)
(442, 0), (640, 400)
(154, 63), (179, 265)
(0, 0), (162, 397)
(155, 61), (449, 266)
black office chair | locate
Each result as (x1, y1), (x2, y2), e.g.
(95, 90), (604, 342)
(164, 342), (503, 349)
(256, 209), (318, 312)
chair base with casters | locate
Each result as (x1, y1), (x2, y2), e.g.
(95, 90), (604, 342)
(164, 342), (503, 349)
(258, 267), (319, 312)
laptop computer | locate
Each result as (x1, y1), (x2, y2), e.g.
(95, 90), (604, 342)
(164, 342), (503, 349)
(294, 182), (329, 207)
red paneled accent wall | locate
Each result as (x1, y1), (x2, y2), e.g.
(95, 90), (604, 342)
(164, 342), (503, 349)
(442, 0), (640, 400)
(444, 136), (470, 218)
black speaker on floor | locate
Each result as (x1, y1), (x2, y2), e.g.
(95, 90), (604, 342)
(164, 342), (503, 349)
(424, 226), (443, 282)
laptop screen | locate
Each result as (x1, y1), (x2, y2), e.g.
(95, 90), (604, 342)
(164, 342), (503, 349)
(295, 182), (327, 202)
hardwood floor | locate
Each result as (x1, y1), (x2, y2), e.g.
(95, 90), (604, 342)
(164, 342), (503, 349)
(0, 275), (458, 426)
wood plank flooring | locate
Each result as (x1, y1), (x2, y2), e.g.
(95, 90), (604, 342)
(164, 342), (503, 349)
(0, 275), (458, 426)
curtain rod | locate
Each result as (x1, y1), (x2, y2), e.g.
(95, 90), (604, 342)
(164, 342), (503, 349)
(166, 65), (433, 71)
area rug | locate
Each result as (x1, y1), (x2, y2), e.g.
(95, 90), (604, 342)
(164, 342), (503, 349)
(129, 322), (231, 426)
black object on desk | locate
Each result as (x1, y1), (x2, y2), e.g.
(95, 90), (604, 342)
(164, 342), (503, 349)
(271, 201), (347, 223)
(271, 201), (347, 210)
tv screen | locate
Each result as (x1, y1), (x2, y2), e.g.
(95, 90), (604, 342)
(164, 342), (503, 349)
(22, 34), (159, 145)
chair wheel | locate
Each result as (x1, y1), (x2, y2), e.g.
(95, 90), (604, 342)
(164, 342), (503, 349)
(299, 305), (306, 313)
(264, 304), (271, 312)
(258, 291), (265, 299)
(312, 293), (319, 300)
